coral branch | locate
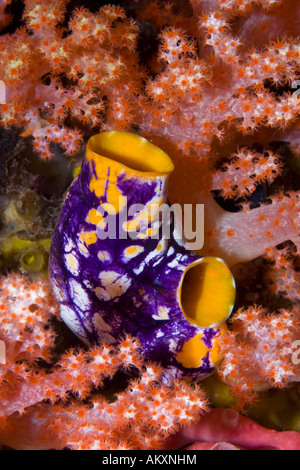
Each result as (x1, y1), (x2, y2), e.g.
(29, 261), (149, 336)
(216, 305), (300, 407)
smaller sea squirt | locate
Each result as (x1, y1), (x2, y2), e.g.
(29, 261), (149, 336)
(49, 131), (236, 380)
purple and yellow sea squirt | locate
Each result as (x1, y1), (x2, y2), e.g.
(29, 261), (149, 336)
(49, 131), (236, 380)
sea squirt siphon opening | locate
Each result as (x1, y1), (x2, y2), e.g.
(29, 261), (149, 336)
(87, 131), (174, 174)
(179, 256), (236, 328)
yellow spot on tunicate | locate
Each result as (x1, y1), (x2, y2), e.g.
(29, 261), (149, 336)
(209, 323), (228, 366)
(137, 232), (147, 239)
(132, 200), (163, 225)
(124, 245), (144, 259)
(79, 230), (98, 246)
(123, 219), (140, 232)
(156, 239), (168, 253)
(98, 251), (111, 262)
(136, 208), (149, 221)
(101, 202), (117, 214)
(73, 164), (81, 179)
(87, 158), (127, 214)
(89, 176), (106, 199)
(107, 186), (127, 213)
(179, 257), (236, 328)
(122, 199), (163, 240)
(86, 208), (105, 228)
(176, 333), (208, 369)
(146, 227), (158, 237)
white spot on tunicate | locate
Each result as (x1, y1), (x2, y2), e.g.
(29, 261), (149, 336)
(162, 366), (180, 382)
(133, 248), (161, 275)
(98, 250), (112, 263)
(60, 304), (88, 342)
(77, 240), (90, 258)
(64, 237), (76, 253)
(168, 339), (178, 353)
(167, 257), (184, 269)
(51, 282), (65, 302)
(143, 249), (160, 265)
(68, 278), (91, 312)
(64, 252), (80, 276)
(132, 297), (142, 308)
(167, 247), (175, 256)
(152, 306), (170, 321)
(83, 279), (93, 289)
(156, 330), (164, 338)
(152, 257), (164, 268)
(93, 312), (116, 344)
(133, 264), (144, 275)
(94, 271), (131, 301)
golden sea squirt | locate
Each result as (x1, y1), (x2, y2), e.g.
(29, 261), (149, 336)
(49, 131), (236, 380)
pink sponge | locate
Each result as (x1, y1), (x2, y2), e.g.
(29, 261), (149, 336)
(166, 408), (300, 450)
